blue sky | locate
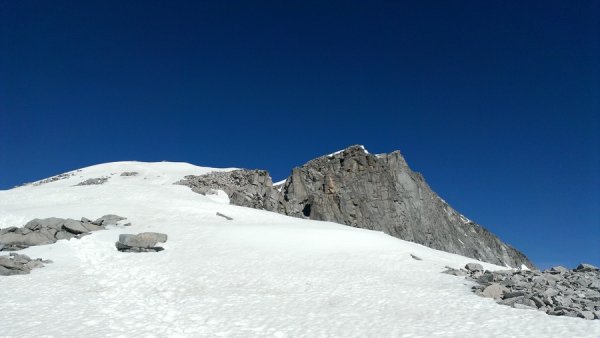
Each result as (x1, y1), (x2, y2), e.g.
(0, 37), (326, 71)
(1, 1), (598, 269)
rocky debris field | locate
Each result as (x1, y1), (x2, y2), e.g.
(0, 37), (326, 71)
(443, 263), (600, 320)
(0, 215), (128, 251)
(75, 177), (110, 186)
(0, 252), (52, 276)
(115, 232), (167, 252)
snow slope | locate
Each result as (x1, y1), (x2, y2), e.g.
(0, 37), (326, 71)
(0, 161), (599, 337)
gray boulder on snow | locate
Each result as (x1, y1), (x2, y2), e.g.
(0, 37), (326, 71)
(115, 232), (167, 252)
(0, 253), (51, 276)
(93, 214), (126, 226)
(0, 215), (127, 251)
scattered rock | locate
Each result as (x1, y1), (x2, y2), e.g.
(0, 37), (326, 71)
(575, 264), (599, 272)
(442, 267), (468, 276)
(115, 232), (167, 252)
(445, 262), (600, 320)
(120, 171), (139, 177)
(93, 214), (126, 226)
(216, 212), (233, 221)
(465, 263), (484, 272)
(0, 215), (126, 251)
(410, 254), (422, 261)
(75, 177), (109, 186)
(62, 219), (89, 234)
(0, 253), (51, 276)
(481, 283), (509, 299)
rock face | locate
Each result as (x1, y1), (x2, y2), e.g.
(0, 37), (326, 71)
(115, 232), (167, 252)
(177, 170), (283, 212)
(0, 215), (127, 251)
(444, 263), (600, 320)
(177, 145), (533, 268)
(0, 253), (52, 276)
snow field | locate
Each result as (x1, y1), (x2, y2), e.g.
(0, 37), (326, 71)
(1, 161), (599, 337)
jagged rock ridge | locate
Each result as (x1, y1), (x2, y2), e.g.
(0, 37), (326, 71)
(176, 145), (533, 268)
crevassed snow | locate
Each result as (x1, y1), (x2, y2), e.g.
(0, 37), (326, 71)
(0, 161), (599, 337)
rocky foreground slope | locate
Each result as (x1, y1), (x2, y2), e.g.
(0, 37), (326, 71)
(177, 145), (533, 268)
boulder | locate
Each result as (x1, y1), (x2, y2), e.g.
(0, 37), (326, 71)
(575, 263), (599, 272)
(116, 232), (167, 252)
(62, 219), (89, 234)
(0, 231), (55, 247)
(549, 266), (569, 274)
(465, 263), (484, 272)
(24, 218), (65, 231)
(0, 253), (50, 277)
(481, 283), (508, 299)
(93, 214), (126, 226)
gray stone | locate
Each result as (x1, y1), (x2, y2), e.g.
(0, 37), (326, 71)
(578, 311), (595, 320)
(549, 266), (569, 274)
(0, 231), (55, 247)
(410, 254), (422, 261)
(575, 263), (599, 272)
(216, 212), (233, 220)
(24, 218), (65, 231)
(74, 177), (109, 186)
(0, 254), (50, 277)
(62, 219), (89, 234)
(116, 232), (167, 252)
(442, 267), (468, 276)
(465, 263), (484, 272)
(0, 227), (18, 235)
(504, 291), (526, 299)
(176, 145), (534, 268)
(55, 231), (75, 240)
(481, 283), (508, 299)
(120, 171), (139, 176)
(0, 265), (28, 276)
(93, 214), (126, 226)
(477, 271), (495, 284)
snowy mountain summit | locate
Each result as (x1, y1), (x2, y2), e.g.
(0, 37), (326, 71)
(1, 150), (599, 337)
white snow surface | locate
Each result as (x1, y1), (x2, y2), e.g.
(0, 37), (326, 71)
(1, 161), (599, 337)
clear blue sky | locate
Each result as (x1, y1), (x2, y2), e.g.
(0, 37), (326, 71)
(1, 1), (598, 269)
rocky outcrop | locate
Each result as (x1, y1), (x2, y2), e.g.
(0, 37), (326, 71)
(176, 170), (284, 212)
(176, 145), (533, 268)
(75, 177), (109, 186)
(0, 215), (128, 251)
(0, 253), (52, 276)
(115, 232), (167, 252)
(444, 263), (600, 320)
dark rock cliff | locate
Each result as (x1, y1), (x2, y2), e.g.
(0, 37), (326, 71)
(176, 145), (534, 268)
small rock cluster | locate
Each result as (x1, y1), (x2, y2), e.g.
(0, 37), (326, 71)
(115, 232), (167, 252)
(120, 171), (139, 177)
(75, 177), (109, 186)
(0, 215), (128, 251)
(0, 253), (52, 276)
(14, 171), (80, 188)
(443, 263), (600, 320)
